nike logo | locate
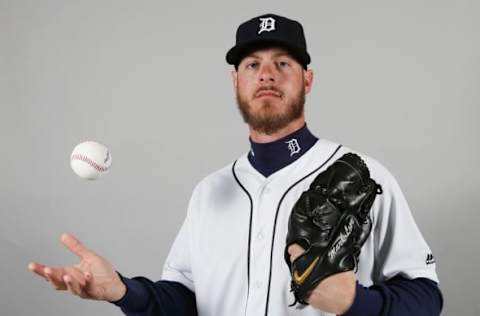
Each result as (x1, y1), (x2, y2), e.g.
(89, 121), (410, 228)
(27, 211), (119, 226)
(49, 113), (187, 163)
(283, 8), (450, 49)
(293, 256), (320, 285)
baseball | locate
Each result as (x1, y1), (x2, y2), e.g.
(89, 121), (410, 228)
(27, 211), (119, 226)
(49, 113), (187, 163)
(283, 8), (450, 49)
(70, 141), (112, 180)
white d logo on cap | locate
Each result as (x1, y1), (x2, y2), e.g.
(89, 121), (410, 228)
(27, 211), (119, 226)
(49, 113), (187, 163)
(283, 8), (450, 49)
(258, 17), (276, 34)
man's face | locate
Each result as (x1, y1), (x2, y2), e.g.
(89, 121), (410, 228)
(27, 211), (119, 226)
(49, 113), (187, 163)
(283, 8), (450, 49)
(232, 47), (313, 135)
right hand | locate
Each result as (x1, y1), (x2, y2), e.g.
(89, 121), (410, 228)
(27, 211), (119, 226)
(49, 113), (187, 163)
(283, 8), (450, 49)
(28, 233), (126, 302)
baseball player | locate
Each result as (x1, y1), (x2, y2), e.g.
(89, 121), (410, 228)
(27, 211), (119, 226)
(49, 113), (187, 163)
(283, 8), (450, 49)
(29, 14), (443, 316)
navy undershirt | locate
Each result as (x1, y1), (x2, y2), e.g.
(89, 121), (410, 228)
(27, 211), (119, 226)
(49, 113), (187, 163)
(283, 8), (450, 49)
(112, 125), (443, 315)
(247, 124), (318, 177)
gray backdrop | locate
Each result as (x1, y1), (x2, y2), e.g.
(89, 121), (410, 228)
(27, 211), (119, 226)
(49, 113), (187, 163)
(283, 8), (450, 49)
(1, 0), (479, 315)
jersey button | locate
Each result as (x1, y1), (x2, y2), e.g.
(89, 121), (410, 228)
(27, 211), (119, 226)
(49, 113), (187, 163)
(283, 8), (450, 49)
(254, 281), (262, 289)
(257, 232), (264, 240)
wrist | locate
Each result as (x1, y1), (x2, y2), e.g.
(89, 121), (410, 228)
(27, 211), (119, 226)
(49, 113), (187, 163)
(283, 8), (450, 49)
(337, 282), (356, 315)
(109, 272), (127, 302)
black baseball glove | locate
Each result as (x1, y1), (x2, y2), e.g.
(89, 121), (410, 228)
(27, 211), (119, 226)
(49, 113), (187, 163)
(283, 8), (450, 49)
(284, 152), (382, 305)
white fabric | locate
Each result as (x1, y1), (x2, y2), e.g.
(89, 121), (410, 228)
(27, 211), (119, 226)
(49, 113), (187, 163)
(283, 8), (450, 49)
(162, 139), (438, 316)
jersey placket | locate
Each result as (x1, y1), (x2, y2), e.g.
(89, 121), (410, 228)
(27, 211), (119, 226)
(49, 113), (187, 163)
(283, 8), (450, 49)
(245, 179), (279, 316)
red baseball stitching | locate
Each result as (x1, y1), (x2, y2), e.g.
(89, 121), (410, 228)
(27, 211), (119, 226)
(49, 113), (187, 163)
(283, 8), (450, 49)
(71, 154), (109, 172)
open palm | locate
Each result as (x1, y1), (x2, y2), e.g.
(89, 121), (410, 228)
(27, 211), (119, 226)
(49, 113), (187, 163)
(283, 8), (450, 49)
(28, 233), (126, 302)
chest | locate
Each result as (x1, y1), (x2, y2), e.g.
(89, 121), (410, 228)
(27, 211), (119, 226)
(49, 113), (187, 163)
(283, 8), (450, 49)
(188, 169), (377, 316)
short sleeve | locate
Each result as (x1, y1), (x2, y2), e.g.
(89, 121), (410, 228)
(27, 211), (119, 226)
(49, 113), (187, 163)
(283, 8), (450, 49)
(370, 161), (439, 283)
(161, 191), (197, 292)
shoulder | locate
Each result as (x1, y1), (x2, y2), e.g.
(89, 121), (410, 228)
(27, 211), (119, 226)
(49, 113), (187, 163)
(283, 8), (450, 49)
(311, 138), (395, 179)
(336, 143), (413, 224)
(188, 155), (248, 203)
(336, 143), (400, 190)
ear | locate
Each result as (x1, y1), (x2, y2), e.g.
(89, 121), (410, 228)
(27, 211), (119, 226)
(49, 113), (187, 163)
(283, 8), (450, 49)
(231, 70), (238, 89)
(303, 69), (314, 95)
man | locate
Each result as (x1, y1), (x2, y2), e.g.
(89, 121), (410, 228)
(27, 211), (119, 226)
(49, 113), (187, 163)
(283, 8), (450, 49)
(29, 14), (443, 315)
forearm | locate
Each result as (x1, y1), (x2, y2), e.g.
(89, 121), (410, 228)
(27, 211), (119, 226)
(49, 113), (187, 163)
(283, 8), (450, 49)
(342, 276), (443, 316)
(111, 273), (197, 316)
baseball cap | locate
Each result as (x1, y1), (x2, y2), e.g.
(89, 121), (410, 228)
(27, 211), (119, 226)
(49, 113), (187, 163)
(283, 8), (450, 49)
(226, 14), (311, 69)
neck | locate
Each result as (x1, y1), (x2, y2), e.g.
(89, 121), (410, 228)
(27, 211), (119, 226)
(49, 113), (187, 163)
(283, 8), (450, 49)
(249, 117), (306, 143)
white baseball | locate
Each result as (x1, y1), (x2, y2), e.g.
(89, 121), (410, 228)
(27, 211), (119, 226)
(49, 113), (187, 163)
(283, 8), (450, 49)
(70, 141), (112, 180)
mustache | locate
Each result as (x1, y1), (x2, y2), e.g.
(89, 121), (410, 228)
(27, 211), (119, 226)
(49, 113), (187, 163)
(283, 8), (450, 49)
(255, 86), (283, 97)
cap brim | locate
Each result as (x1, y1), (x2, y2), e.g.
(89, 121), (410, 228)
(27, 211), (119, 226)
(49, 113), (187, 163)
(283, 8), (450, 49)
(226, 39), (311, 67)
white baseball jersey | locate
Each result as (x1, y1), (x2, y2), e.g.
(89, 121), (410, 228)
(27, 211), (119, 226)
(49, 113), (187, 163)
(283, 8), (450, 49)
(161, 139), (438, 316)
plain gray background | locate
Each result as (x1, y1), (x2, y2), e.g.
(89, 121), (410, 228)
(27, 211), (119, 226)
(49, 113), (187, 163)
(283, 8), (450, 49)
(1, 0), (479, 315)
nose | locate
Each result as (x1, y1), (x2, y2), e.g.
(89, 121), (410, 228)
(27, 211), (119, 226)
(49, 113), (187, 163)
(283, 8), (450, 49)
(259, 63), (276, 83)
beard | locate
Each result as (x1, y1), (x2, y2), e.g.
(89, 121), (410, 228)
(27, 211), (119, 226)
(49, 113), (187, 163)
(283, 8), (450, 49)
(236, 85), (305, 135)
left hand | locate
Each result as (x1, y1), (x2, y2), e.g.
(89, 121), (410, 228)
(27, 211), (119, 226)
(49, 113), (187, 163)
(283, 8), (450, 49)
(288, 244), (356, 315)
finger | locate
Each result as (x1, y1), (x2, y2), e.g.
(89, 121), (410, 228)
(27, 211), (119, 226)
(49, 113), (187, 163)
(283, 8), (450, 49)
(64, 267), (89, 295)
(83, 272), (101, 299)
(63, 274), (84, 296)
(44, 266), (67, 290)
(70, 269), (99, 299)
(28, 262), (49, 280)
(61, 233), (92, 259)
(287, 243), (305, 262)
(63, 275), (79, 295)
(64, 266), (87, 288)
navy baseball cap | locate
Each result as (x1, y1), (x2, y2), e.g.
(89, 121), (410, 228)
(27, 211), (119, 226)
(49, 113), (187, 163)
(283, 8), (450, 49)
(226, 14), (311, 69)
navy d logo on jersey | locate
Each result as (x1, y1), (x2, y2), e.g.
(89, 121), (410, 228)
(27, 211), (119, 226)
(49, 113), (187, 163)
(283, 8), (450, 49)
(258, 17), (276, 34)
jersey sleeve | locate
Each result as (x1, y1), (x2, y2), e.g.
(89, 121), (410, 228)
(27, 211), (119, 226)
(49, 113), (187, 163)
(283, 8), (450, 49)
(343, 276), (443, 316)
(369, 161), (439, 283)
(110, 187), (200, 315)
(160, 188), (197, 292)
(112, 275), (197, 316)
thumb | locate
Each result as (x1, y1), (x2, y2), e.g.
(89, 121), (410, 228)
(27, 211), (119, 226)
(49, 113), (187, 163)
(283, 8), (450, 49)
(61, 233), (93, 258)
(288, 243), (305, 263)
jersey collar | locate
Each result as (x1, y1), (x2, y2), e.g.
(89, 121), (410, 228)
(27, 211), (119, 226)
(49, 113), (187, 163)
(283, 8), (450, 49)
(248, 124), (318, 177)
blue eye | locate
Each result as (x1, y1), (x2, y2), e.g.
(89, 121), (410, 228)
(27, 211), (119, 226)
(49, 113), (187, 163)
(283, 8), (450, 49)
(246, 62), (258, 69)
